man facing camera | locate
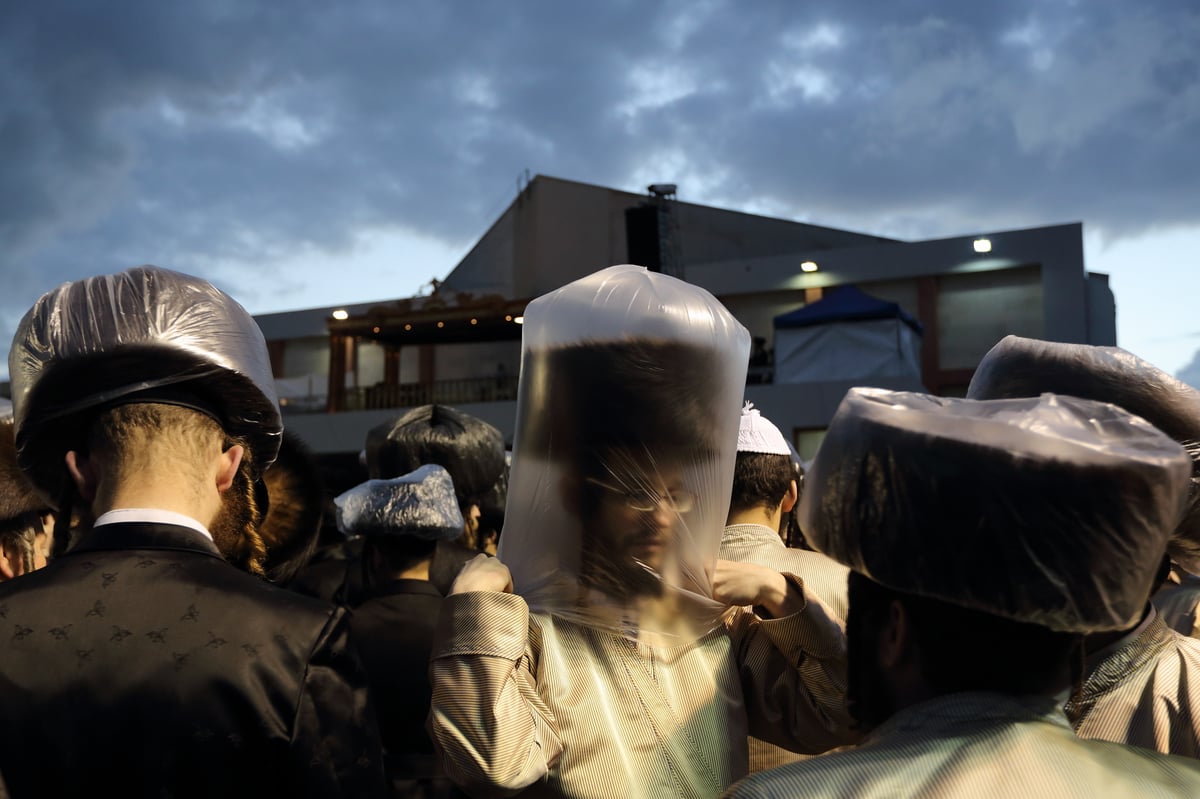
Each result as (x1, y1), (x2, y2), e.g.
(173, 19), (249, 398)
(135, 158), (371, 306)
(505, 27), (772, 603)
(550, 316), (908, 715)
(430, 265), (856, 799)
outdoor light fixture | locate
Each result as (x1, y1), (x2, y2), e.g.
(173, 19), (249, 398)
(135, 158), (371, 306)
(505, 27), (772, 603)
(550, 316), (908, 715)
(470, 318), (478, 325)
(331, 309), (349, 320)
(372, 326), (380, 333)
(800, 261), (819, 273)
(514, 316), (525, 325)
(404, 323), (412, 331)
(973, 238), (992, 253)
(505, 315), (512, 321)
(437, 321), (444, 328)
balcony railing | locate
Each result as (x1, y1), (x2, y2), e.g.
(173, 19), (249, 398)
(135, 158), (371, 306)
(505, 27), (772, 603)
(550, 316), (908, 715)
(281, 367), (773, 414)
(340, 375), (521, 412)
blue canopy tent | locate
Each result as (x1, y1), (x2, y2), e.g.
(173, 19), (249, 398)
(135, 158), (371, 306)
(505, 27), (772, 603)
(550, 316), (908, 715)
(773, 285), (924, 384)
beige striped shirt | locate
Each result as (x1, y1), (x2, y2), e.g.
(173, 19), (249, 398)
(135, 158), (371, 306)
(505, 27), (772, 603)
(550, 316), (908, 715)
(429, 589), (856, 798)
(1067, 609), (1200, 757)
(719, 523), (851, 772)
(723, 692), (1200, 798)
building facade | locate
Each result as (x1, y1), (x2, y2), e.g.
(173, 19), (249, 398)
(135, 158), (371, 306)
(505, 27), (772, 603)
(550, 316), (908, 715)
(256, 175), (1114, 460)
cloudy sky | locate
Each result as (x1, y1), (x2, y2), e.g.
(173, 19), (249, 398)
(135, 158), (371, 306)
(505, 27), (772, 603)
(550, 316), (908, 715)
(4, 0), (1198, 379)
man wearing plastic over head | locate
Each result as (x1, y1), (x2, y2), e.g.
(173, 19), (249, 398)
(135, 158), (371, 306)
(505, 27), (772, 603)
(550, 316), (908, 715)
(0, 266), (387, 798)
(968, 335), (1200, 757)
(429, 265), (857, 799)
(724, 389), (1200, 799)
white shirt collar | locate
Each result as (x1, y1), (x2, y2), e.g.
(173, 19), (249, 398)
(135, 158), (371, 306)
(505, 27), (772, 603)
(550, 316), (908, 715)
(93, 508), (214, 543)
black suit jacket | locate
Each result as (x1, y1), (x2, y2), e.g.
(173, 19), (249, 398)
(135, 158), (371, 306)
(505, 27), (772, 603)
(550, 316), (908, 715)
(350, 580), (468, 798)
(0, 522), (387, 798)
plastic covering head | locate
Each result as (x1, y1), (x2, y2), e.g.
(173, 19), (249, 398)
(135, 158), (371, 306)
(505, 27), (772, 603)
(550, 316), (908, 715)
(800, 388), (1191, 633)
(335, 464), (465, 541)
(968, 335), (1200, 575)
(499, 264), (750, 642)
(8, 265), (282, 503)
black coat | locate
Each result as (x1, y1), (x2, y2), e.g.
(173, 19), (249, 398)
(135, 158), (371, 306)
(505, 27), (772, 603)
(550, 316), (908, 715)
(350, 579), (467, 798)
(0, 522), (388, 798)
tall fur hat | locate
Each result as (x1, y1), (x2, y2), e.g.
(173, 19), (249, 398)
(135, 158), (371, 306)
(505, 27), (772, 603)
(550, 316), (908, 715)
(801, 388), (1191, 632)
(968, 335), (1200, 574)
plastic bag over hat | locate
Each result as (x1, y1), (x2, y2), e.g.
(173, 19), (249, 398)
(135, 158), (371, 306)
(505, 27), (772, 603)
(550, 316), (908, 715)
(800, 388), (1191, 633)
(967, 334), (1200, 576)
(335, 464), (465, 541)
(498, 264), (750, 643)
(8, 265), (282, 501)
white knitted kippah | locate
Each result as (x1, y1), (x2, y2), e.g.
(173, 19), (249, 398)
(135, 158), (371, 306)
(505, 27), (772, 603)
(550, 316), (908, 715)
(737, 402), (791, 454)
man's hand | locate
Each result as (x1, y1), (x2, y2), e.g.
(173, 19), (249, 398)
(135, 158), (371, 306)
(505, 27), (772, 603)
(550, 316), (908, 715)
(449, 553), (514, 595)
(712, 559), (804, 618)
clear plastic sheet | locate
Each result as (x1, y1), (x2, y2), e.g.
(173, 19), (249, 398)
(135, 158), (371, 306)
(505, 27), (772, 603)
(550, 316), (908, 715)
(335, 464), (465, 541)
(799, 388), (1191, 633)
(968, 335), (1200, 575)
(8, 266), (282, 497)
(498, 264), (750, 643)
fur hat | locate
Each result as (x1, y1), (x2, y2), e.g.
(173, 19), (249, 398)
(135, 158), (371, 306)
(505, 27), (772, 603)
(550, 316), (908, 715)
(801, 388), (1191, 633)
(968, 335), (1200, 574)
(516, 338), (726, 472)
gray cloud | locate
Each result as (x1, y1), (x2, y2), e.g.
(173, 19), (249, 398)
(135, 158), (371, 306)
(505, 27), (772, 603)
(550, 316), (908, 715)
(2, 0), (1199, 368)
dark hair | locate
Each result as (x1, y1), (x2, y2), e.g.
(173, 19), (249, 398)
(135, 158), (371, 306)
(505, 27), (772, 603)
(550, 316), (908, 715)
(365, 404), (504, 514)
(848, 572), (1079, 701)
(729, 451), (794, 515)
(259, 430), (325, 585)
(363, 536), (438, 586)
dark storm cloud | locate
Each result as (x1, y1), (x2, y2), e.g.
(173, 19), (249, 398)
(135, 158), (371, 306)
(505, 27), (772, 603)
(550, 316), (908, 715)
(2, 0), (1198, 343)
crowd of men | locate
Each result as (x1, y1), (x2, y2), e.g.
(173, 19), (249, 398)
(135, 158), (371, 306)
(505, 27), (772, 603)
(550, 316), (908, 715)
(0, 262), (1199, 798)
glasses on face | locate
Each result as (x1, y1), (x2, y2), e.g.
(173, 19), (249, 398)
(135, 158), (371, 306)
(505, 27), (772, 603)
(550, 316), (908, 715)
(585, 478), (696, 513)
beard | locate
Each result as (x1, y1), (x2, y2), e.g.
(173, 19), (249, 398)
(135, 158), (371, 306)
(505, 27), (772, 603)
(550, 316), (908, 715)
(581, 538), (665, 601)
(846, 574), (899, 732)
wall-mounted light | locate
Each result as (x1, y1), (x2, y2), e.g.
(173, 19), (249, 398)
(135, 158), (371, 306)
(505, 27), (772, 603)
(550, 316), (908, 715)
(372, 326), (380, 333)
(513, 316), (525, 325)
(800, 261), (819, 273)
(331, 309), (349, 320)
(505, 315), (512, 321)
(470, 318), (478, 325)
(404, 323), (412, 331)
(436, 321), (444, 328)
(973, 238), (992, 253)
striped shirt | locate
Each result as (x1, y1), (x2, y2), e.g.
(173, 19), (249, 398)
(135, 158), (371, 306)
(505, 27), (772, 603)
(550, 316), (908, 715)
(429, 588), (856, 799)
(723, 692), (1200, 798)
(1067, 608), (1200, 757)
(720, 523), (851, 772)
